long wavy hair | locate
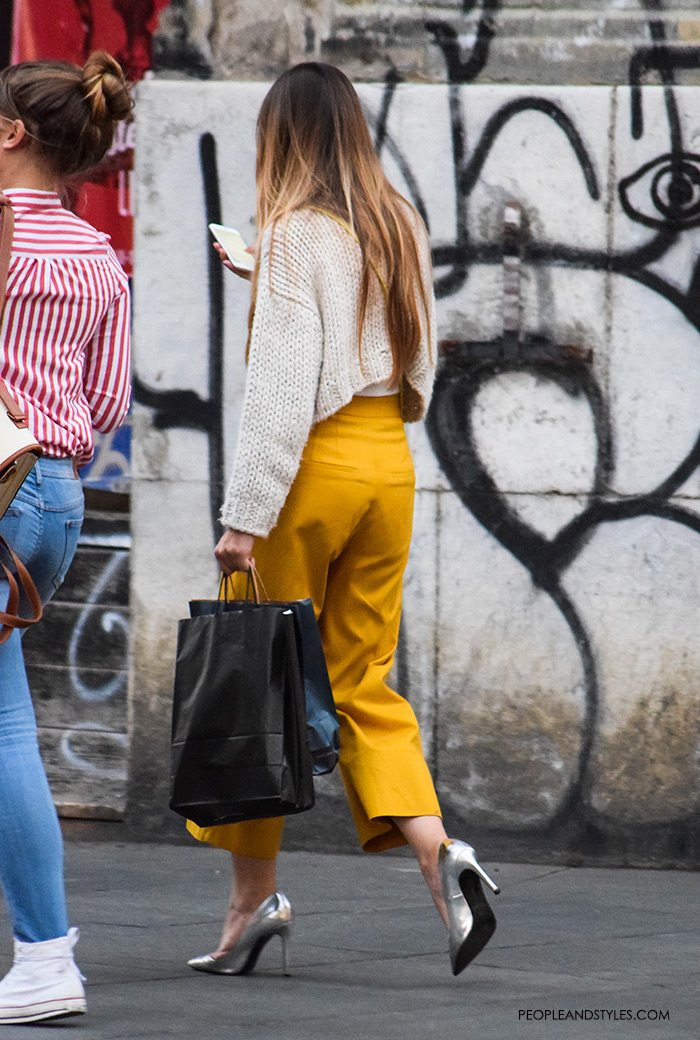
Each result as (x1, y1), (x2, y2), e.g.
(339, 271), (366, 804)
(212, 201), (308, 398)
(250, 62), (432, 385)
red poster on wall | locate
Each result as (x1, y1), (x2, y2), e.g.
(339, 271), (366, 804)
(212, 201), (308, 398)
(11, 0), (171, 274)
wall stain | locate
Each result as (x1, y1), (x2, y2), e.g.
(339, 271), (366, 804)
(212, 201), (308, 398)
(439, 696), (584, 828)
(592, 689), (700, 823)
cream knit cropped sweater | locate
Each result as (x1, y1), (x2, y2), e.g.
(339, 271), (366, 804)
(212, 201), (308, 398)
(220, 208), (437, 537)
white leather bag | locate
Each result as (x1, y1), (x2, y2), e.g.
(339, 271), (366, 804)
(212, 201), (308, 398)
(0, 380), (42, 521)
(0, 194), (42, 522)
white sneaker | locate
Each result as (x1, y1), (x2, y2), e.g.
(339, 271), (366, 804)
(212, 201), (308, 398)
(0, 926), (87, 1024)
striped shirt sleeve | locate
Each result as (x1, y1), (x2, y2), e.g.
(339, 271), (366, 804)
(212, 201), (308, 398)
(82, 251), (132, 433)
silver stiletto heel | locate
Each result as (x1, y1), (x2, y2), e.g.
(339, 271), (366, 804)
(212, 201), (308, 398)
(439, 839), (499, 976)
(280, 927), (291, 976)
(188, 892), (293, 976)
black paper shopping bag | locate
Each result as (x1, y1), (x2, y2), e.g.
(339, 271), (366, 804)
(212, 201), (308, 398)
(189, 576), (339, 776)
(169, 603), (315, 827)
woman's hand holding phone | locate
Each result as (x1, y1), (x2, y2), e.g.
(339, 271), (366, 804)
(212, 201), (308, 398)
(213, 242), (254, 280)
(209, 224), (255, 281)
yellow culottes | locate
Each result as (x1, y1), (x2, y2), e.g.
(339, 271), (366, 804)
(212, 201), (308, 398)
(187, 395), (441, 856)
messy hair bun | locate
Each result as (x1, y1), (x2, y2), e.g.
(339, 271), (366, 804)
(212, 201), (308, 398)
(0, 51), (133, 178)
(82, 51), (133, 127)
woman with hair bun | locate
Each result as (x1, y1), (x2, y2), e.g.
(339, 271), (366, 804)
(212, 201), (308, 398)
(0, 52), (132, 1024)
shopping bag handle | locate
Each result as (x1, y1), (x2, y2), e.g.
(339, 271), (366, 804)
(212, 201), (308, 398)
(246, 565), (264, 603)
(0, 534), (43, 644)
(218, 563), (267, 606)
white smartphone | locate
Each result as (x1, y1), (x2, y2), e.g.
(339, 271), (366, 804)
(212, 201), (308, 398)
(208, 223), (255, 272)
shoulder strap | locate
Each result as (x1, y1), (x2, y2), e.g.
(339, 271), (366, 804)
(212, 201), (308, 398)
(0, 198), (43, 639)
(0, 535), (43, 644)
(0, 195), (19, 405)
(0, 194), (15, 324)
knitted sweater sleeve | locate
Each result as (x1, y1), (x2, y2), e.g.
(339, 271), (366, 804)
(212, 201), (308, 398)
(220, 217), (323, 537)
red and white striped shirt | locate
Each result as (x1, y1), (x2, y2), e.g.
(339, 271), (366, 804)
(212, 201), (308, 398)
(0, 188), (131, 463)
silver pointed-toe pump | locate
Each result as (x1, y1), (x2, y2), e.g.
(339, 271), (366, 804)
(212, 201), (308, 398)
(188, 892), (293, 976)
(439, 839), (500, 976)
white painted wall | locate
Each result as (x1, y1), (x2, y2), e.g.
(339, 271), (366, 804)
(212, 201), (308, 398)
(132, 81), (700, 858)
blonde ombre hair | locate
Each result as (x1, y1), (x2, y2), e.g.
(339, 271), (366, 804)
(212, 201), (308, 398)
(250, 62), (432, 385)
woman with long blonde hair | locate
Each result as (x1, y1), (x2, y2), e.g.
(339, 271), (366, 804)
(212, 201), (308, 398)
(187, 62), (499, 978)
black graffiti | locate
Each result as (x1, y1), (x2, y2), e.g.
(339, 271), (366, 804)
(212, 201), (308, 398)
(432, 96), (602, 299)
(369, 74), (431, 231)
(419, 2), (502, 290)
(377, 0), (700, 839)
(133, 132), (225, 538)
(425, 0), (501, 86)
(619, 152), (700, 230)
(629, 1), (700, 142)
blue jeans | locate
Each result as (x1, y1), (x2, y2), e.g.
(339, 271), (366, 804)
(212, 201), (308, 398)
(0, 459), (84, 942)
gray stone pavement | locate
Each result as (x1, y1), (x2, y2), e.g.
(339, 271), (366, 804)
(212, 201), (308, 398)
(0, 838), (695, 1040)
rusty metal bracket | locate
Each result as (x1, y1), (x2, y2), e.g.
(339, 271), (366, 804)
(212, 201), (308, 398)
(437, 201), (591, 365)
(502, 201), (522, 358)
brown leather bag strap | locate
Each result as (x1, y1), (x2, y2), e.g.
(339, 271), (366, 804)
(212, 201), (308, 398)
(0, 196), (42, 642)
(0, 559), (20, 618)
(0, 534), (43, 644)
(0, 378), (28, 425)
(0, 194), (15, 325)
(0, 196), (34, 427)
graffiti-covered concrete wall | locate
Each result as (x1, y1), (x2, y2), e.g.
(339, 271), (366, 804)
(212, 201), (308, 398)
(131, 71), (700, 865)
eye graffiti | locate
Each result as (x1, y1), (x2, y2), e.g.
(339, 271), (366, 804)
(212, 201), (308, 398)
(619, 152), (700, 230)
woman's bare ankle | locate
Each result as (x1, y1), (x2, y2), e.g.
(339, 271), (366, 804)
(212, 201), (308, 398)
(212, 888), (277, 957)
(213, 906), (254, 957)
